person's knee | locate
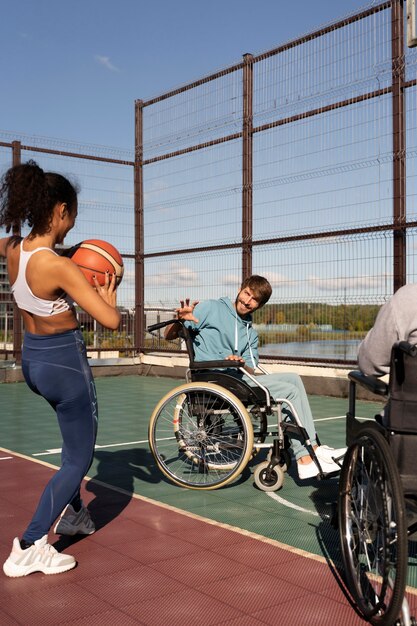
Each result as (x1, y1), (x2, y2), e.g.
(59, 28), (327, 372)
(57, 462), (85, 492)
(280, 382), (299, 402)
(62, 443), (94, 476)
(283, 372), (303, 386)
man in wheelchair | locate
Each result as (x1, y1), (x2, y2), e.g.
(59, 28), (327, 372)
(358, 282), (417, 379)
(164, 274), (346, 480)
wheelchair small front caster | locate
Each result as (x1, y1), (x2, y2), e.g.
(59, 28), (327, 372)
(266, 448), (291, 473)
(254, 461), (284, 492)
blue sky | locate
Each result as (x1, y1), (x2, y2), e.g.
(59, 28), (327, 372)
(4, 0), (407, 314)
(1, 0), (371, 151)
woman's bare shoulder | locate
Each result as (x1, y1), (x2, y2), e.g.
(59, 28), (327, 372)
(0, 235), (21, 256)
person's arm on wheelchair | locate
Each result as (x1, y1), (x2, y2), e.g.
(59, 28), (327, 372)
(164, 298), (199, 340)
(224, 354), (255, 375)
(358, 298), (398, 377)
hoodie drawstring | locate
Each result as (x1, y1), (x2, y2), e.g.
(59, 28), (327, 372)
(234, 308), (256, 370)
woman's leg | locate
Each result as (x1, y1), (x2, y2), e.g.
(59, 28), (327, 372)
(21, 330), (97, 543)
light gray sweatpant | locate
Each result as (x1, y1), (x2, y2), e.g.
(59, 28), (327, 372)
(250, 371), (317, 460)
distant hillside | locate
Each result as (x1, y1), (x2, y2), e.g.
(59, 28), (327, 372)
(253, 302), (381, 332)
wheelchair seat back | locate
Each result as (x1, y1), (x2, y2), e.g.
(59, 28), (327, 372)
(190, 370), (268, 406)
(387, 342), (417, 433)
(178, 324), (269, 407)
(385, 342), (417, 495)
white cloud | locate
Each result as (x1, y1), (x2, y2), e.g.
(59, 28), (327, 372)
(95, 55), (120, 72)
(148, 262), (199, 286)
(307, 275), (385, 291)
(222, 273), (241, 287)
(221, 271), (290, 289)
(263, 272), (291, 288)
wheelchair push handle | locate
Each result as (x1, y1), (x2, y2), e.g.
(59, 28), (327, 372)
(147, 318), (180, 332)
(397, 341), (417, 357)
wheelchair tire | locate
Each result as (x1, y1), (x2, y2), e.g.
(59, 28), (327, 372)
(253, 461), (285, 492)
(338, 427), (408, 626)
(148, 382), (254, 490)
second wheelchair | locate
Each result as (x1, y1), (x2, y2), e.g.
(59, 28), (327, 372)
(338, 341), (417, 626)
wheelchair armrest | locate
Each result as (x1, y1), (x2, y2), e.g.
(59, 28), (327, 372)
(190, 360), (242, 370)
(348, 370), (388, 397)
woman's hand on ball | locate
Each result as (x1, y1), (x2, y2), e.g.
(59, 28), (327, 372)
(92, 271), (117, 307)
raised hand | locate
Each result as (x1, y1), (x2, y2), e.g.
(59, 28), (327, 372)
(176, 298), (199, 323)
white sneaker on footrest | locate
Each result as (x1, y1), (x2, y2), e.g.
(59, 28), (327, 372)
(315, 445), (346, 464)
(297, 445), (346, 480)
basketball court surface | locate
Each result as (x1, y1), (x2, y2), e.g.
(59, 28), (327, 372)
(1, 375), (417, 624)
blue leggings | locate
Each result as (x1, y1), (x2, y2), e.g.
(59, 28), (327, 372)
(21, 329), (98, 543)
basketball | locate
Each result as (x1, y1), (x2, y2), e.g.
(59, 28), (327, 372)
(69, 239), (124, 287)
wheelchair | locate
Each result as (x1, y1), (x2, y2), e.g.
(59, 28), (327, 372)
(147, 319), (338, 491)
(338, 341), (417, 626)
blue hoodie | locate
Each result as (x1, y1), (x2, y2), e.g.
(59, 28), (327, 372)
(185, 297), (259, 369)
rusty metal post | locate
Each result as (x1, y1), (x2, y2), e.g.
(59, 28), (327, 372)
(392, 0), (406, 292)
(134, 100), (145, 353)
(11, 141), (22, 362)
(242, 53), (253, 282)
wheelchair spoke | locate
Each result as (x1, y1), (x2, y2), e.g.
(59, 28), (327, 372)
(339, 428), (408, 625)
(149, 382), (254, 489)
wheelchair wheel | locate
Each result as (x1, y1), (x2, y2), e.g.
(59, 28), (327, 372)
(253, 461), (285, 492)
(148, 382), (254, 490)
(338, 427), (408, 626)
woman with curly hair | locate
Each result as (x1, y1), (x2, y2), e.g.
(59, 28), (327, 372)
(0, 160), (120, 577)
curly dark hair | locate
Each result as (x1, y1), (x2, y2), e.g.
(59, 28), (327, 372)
(0, 159), (79, 235)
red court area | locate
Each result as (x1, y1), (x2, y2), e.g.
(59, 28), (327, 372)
(1, 451), (415, 626)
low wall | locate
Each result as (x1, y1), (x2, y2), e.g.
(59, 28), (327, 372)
(130, 353), (386, 402)
(0, 352), (385, 402)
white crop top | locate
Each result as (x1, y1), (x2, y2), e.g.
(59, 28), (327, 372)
(11, 240), (73, 317)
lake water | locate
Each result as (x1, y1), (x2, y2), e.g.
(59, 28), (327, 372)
(259, 339), (361, 361)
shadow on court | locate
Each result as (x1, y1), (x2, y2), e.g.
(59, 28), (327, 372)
(307, 482), (361, 616)
(55, 447), (160, 551)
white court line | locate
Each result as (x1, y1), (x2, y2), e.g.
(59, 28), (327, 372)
(0, 456), (13, 460)
(267, 492), (328, 518)
(32, 415), (373, 456)
(33, 439), (150, 457)
(315, 415), (370, 422)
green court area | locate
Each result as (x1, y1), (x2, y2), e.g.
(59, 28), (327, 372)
(1, 374), (388, 565)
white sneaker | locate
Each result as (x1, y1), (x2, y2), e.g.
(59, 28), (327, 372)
(54, 504), (95, 536)
(297, 445), (346, 480)
(3, 536), (76, 577)
(316, 445), (346, 464)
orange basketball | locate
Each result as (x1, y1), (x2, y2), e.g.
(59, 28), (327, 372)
(69, 239), (124, 287)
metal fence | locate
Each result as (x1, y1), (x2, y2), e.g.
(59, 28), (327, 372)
(138, 0), (417, 364)
(0, 137), (136, 359)
(1, 0), (417, 364)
